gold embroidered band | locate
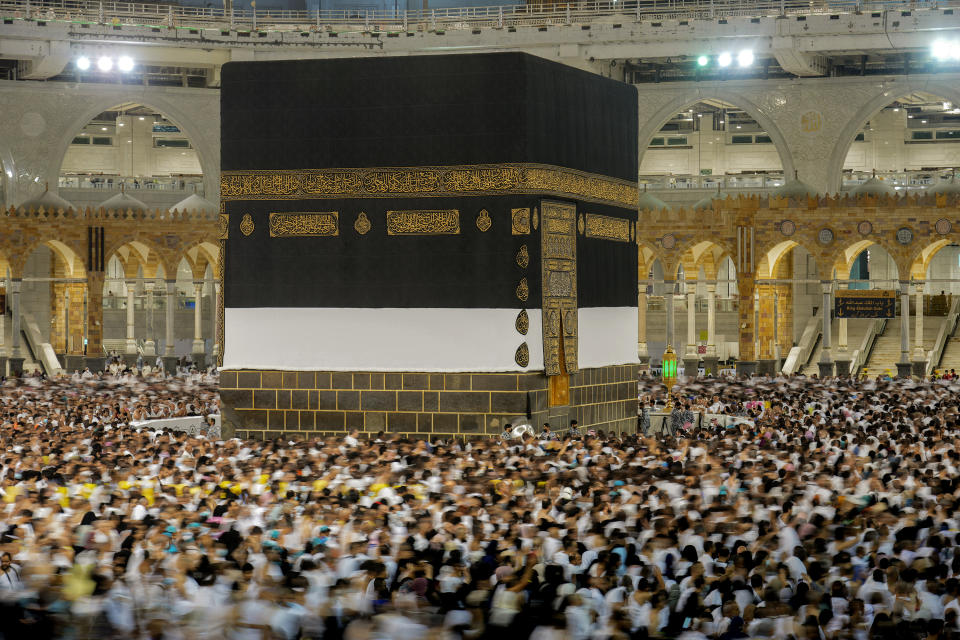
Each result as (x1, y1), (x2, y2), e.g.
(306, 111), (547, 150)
(220, 164), (638, 209)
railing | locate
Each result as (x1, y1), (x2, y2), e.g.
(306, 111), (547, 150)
(645, 294), (738, 313)
(929, 297), (960, 375)
(640, 174), (784, 191)
(2, 204), (217, 220)
(0, 0), (948, 33)
(850, 317), (885, 378)
(639, 170), (959, 192)
(59, 175), (204, 195)
(21, 312), (63, 375)
(782, 309), (820, 375)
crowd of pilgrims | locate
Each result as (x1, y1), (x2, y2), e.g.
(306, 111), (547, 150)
(0, 371), (958, 639)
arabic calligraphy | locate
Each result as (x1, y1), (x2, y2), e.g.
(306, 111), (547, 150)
(386, 210), (460, 235)
(220, 164), (638, 209)
(584, 214), (631, 242)
(268, 212), (339, 237)
(834, 289), (896, 319)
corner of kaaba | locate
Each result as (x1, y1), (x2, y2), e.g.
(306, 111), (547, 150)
(217, 52), (640, 439)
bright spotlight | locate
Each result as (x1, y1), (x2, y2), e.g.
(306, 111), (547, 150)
(718, 52), (732, 67)
(737, 49), (754, 67)
(76, 57), (90, 71)
(697, 55), (709, 67)
(932, 39), (960, 61)
(118, 56), (134, 72)
(97, 56), (113, 72)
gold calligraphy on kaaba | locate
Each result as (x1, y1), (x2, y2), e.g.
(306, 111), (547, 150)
(511, 208), (531, 235)
(268, 212), (339, 237)
(541, 201), (578, 375)
(515, 343), (530, 368)
(217, 214), (229, 240)
(386, 210), (460, 235)
(220, 164), (638, 209)
(584, 214), (631, 242)
(515, 309), (529, 335)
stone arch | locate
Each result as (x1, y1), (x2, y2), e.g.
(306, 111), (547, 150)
(637, 91), (794, 182)
(831, 239), (901, 287)
(182, 240), (220, 281)
(910, 238), (959, 280)
(104, 238), (171, 279)
(15, 238), (86, 279)
(754, 238), (821, 281)
(48, 96), (217, 203)
(825, 82), (960, 195)
(673, 237), (738, 280)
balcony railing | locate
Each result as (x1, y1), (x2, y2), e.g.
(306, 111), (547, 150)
(638, 170), (958, 192)
(59, 175), (204, 194)
(0, 0), (949, 34)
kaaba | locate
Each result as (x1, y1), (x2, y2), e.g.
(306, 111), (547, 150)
(217, 52), (640, 439)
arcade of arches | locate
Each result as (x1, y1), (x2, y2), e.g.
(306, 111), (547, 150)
(636, 190), (960, 378)
(0, 206), (219, 375)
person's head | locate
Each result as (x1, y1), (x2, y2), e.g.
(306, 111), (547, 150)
(0, 553), (11, 570)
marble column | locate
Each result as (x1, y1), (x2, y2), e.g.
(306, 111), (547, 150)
(913, 283), (926, 376)
(664, 280), (675, 350)
(9, 279), (22, 375)
(125, 281), (137, 355)
(63, 289), (71, 353)
(685, 281), (698, 362)
(212, 281), (222, 361)
(142, 283), (156, 357)
(703, 284), (719, 375)
(637, 290), (648, 364)
(914, 284), (925, 360)
(897, 281), (912, 377)
(773, 288), (781, 368)
(9, 279), (21, 357)
(192, 283), (205, 355)
(165, 280), (176, 356)
(818, 281), (834, 377)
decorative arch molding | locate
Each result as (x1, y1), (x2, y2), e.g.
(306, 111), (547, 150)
(0, 132), (18, 208)
(824, 80), (960, 195)
(637, 89), (795, 184)
(45, 93), (218, 205)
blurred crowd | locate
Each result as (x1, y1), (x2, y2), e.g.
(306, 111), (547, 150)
(0, 373), (956, 639)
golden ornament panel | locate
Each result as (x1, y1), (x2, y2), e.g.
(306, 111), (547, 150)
(268, 212), (339, 237)
(354, 212), (371, 235)
(476, 209), (492, 232)
(584, 214), (631, 242)
(511, 208), (531, 235)
(515, 309), (529, 335)
(386, 210), (460, 235)
(240, 214), (255, 237)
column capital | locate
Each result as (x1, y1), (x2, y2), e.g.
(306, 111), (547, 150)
(685, 281), (697, 294)
(706, 283), (717, 294)
(8, 279), (21, 294)
(820, 281), (833, 294)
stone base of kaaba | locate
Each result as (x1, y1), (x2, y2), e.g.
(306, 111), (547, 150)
(219, 364), (638, 440)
